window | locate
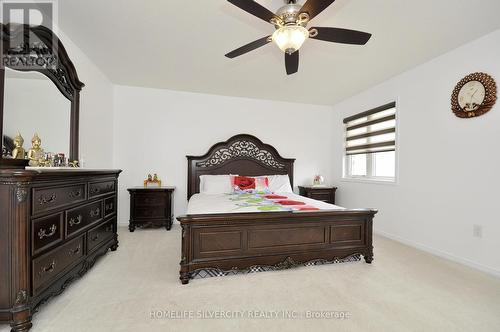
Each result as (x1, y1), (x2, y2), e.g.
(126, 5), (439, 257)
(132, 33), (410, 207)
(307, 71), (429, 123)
(343, 102), (397, 182)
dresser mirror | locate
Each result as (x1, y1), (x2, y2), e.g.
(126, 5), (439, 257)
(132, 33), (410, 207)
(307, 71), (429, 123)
(3, 68), (71, 159)
(0, 23), (84, 168)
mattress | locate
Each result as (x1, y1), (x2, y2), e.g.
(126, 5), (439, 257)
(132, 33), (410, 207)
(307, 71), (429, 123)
(187, 192), (345, 215)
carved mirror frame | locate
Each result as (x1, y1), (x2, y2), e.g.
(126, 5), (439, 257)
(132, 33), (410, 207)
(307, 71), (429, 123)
(0, 23), (84, 168)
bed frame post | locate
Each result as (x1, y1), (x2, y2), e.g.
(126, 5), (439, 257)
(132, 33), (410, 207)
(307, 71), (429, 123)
(179, 223), (191, 284)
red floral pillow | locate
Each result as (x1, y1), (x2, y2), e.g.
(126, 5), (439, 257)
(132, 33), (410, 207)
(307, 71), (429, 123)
(233, 176), (256, 190)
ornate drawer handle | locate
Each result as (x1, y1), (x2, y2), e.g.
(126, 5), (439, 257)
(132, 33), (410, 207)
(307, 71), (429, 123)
(69, 245), (81, 256)
(105, 203), (114, 212)
(90, 187), (100, 195)
(69, 189), (82, 198)
(69, 215), (83, 227)
(38, 224), (57, 239)
(38, 260), (56, 276)
(91, 234), (99, 242)
(39, 193), (57, 205)
(105, 225), (113, 233)
(90, 208), (101, 218)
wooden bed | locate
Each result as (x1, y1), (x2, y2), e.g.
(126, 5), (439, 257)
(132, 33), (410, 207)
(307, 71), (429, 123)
(177, 134), (377, 284)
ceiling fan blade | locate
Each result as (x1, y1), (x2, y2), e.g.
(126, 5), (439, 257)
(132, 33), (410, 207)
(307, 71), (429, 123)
(310, 27), (372, 45)
(285, 50), (299, 75)
(227, 0), (278, 24)
(300, 0), (336, 21)
(225, 36), (271, 58)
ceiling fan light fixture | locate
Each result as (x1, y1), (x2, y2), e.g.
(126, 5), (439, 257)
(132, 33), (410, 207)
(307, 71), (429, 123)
(272, 25), (309, 54)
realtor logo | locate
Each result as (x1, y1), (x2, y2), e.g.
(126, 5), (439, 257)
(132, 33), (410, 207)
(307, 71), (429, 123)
(1, 0), (58, 69)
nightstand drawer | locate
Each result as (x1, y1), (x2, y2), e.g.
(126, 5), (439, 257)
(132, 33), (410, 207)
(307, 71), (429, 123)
(299, 186), (337, 205)
(134, 193), (168, 207)
(133, 207), (167, 219)
(308, 191), (333, 202)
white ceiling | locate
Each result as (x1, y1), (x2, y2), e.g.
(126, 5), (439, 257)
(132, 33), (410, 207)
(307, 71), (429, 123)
(58, 0), (500, 106)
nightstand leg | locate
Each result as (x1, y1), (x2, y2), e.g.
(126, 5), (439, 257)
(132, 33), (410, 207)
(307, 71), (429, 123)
(129, 224), (135, 233)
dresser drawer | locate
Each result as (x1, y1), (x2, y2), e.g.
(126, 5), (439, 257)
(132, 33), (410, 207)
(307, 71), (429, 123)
(32, 213), (64, 256)
(89, 181), (116, 199)
(134, 193), (168, 207)
(32, 184), (87, 215)
(65, 201), (103, 237)
(32, 235), (84, 296)
(88, 219), (115, 252)
(104, 196), (117, 218)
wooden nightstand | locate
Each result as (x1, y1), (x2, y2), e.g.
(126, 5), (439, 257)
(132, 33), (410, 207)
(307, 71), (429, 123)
(299, 186), (337, 205)
(128, 187), (175, 232)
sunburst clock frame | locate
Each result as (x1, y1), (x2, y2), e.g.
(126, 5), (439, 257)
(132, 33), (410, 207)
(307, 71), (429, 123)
(451, 72), (497, 118)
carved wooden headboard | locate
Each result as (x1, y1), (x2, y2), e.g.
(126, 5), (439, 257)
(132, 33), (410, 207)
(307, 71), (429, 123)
(187, 134), (295, 199)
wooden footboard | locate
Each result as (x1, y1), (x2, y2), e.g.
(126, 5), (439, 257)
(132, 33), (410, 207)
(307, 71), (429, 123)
(177, 209), (377, 284)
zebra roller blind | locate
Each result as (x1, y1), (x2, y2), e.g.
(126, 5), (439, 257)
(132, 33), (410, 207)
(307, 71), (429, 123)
(344, 102), (396, 156)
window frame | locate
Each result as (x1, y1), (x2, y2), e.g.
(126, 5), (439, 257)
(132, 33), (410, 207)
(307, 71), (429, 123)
(342, 102), (399, 184)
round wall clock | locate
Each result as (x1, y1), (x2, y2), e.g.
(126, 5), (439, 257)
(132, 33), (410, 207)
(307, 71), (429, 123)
(451, 72), (497, 118)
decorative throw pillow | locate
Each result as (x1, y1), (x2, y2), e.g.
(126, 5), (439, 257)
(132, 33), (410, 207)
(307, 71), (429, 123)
(232, 176), (256, 190)
(254, 176), (270, 192)
(231, 176), (270, 193)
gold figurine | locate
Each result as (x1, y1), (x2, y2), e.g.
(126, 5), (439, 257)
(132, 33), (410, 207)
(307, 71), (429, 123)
(12, 133), (26, 159)
(27, 133), (45, 167)
(144, 173), (162, 187)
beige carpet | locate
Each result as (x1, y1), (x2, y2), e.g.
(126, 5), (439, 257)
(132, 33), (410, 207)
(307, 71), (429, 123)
(2, 226), (500, 332)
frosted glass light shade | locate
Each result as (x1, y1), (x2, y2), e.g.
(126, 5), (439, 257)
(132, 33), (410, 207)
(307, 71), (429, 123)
(272, 26), (309, 54)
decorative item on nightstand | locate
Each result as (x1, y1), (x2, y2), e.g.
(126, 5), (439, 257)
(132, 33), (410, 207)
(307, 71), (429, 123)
(144, 173), (162, 187)
(128, 186), (175, 232)
(313, 175), (325, 187)
(299, 185), (337, 205)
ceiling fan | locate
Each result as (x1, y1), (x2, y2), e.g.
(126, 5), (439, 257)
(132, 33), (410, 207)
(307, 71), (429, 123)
(225, 0), (372, 75)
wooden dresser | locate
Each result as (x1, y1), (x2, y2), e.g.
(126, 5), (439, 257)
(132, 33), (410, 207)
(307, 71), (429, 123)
(299, 186), (337, 205)
(0, 169), (121, 332)
(128, 187), (175, 232)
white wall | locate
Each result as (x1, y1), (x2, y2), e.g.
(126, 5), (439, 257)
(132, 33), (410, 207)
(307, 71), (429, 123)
(57, 31), (115, 168)
(113, 86), (333, 223)
(330, 29), (500, 276)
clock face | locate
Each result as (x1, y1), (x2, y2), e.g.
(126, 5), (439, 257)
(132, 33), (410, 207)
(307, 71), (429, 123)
(458, 81), (485, 111)
(451, 72), (497, 118)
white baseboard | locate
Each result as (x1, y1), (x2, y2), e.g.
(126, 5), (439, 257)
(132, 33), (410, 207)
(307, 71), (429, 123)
(375, 230), (500, 278)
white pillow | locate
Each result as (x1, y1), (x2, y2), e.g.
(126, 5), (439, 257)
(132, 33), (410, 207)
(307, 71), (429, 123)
(266, 175), (293, 193)
(199, 175), (234, 194)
